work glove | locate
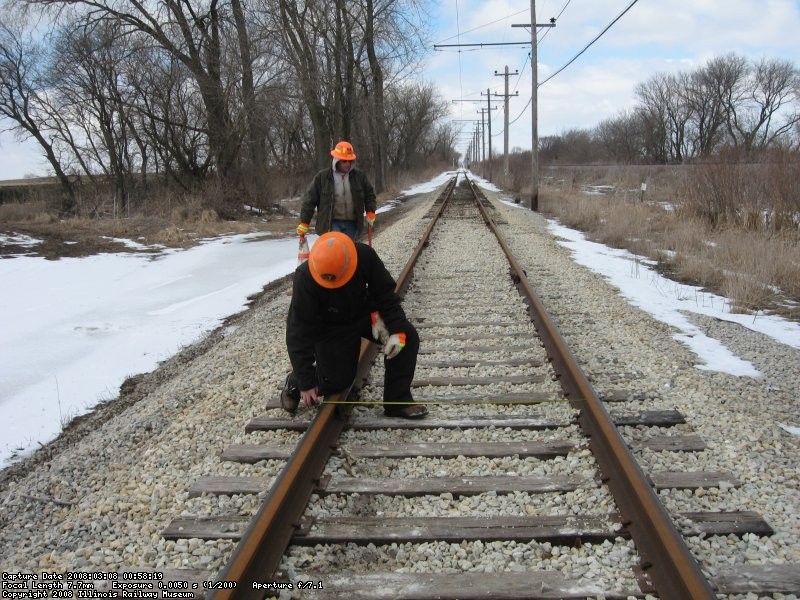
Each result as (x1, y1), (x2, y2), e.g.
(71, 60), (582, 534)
(370, 311), (390, 344)
(384, 333), (406, 359)
(296, 222), (309, 237)
(365, 211), (376, 226)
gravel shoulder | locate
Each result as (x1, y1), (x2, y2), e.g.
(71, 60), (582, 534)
(1, 177), (797, 590)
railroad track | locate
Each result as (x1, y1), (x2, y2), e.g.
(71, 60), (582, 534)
(161, 172), (794, 599)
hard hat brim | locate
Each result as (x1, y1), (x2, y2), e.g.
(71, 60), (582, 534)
(330, 149), (356, 160)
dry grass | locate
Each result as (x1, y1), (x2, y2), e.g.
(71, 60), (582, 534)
(0, 163), (439, 260)
(0, 200), (57, 224)
(0, 195), (284, 259)
(539, 166), (800, 321)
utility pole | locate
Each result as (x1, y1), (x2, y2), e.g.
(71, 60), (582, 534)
(478, 106), (498, 177)
(478, 108), (487, 163)
(513, 5), (555, 211)
(494, 66), (519, 186)
(480, 89), (503, 183)
(453, 118), (479, 169)
(531, 0), (538, 210)
(486, 90), (492, 181)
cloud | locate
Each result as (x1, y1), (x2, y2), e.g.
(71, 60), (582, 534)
(0, 129), (48, 181)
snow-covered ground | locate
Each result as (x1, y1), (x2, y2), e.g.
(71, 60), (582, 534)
(2, 169), (798, 469)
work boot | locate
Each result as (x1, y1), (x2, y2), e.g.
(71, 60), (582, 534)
(279, 373), (301, 414)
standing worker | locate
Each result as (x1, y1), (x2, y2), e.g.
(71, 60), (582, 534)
(296, 141), (377, 242)
(280, 232), (427, 419)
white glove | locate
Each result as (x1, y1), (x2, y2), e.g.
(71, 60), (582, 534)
(299, 387), (321, 408)
(384, 333), (406, 359)
(370, 311), (390, 344)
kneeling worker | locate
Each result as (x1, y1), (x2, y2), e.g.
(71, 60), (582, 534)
(281, 231), (428, 419)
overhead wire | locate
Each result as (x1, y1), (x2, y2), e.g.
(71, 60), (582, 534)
(458, 0), (638, 153)
(452, 7), (525, 155)
(435, 9), (529, 45)
(509, 0), (641, 124)
(539, 0), (640, 87)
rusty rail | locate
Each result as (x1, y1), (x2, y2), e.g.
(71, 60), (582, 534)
(467, 176), (715, 600)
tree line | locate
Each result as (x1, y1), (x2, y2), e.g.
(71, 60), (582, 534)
(537, 53), (800, 165)
(0, 0), (459, 215)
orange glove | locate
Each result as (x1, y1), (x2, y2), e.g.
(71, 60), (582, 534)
(296, 222), (309, 236)
(365, 211), (376, 226)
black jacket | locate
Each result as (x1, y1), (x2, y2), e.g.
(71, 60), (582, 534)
(286, 243), (406, 389)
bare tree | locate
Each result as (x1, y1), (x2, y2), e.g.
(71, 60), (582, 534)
(362, 0), (386, 190)
(728, 57), (800, 151)
(359, 0), (430, 190)
(230, 0), (263, 173)
(275, 0), (336, 167)
(48, 17), (144, 213)
(635, 73), (692, 162)
(682, 55), (742, 155)
(27, 0), (245, 183)
(595, 110), (644, 163)
(385, 81), (448, 169)
(0, 11), (77, 211)
(266, 0), (431, 175)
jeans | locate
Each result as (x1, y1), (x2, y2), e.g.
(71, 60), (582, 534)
(330, 219), (358, 240)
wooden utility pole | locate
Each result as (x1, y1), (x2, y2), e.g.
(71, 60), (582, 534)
(486, 90), (492, 182)
(439, 9), (553, 202)
(513, 4), (554, 211)
(530, 0), (539, 210)
(478, 108), (487, 162)
(477, 107), (497, 178)
(494, 66), (519, 186)
(480, 90), (503, 182)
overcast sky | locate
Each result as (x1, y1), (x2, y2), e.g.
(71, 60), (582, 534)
(1, 0), (799, 179)
(428, 0), (800, 159)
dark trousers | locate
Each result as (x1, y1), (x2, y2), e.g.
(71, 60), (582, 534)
(295, 314), (419, 407)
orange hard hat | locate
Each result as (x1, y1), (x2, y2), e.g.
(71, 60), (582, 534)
(308, 232), (358, 289)
(330, 140), (356, 161)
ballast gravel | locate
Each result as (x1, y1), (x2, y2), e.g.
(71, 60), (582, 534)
(0, 174), (797, 600)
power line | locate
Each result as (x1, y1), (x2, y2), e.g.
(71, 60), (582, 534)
(509, 0), (641, 124)
(435, 9), (529, 45)
(435, 41), (534, 49)
(539, 0), (640, 87)
(507, 0), (569, 98)
(500, 0), (569, 116)
(539, 0), (571, 45)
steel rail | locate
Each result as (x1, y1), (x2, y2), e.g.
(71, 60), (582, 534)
(465, 176), (716, 599)
(210, 176), (458, 600)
